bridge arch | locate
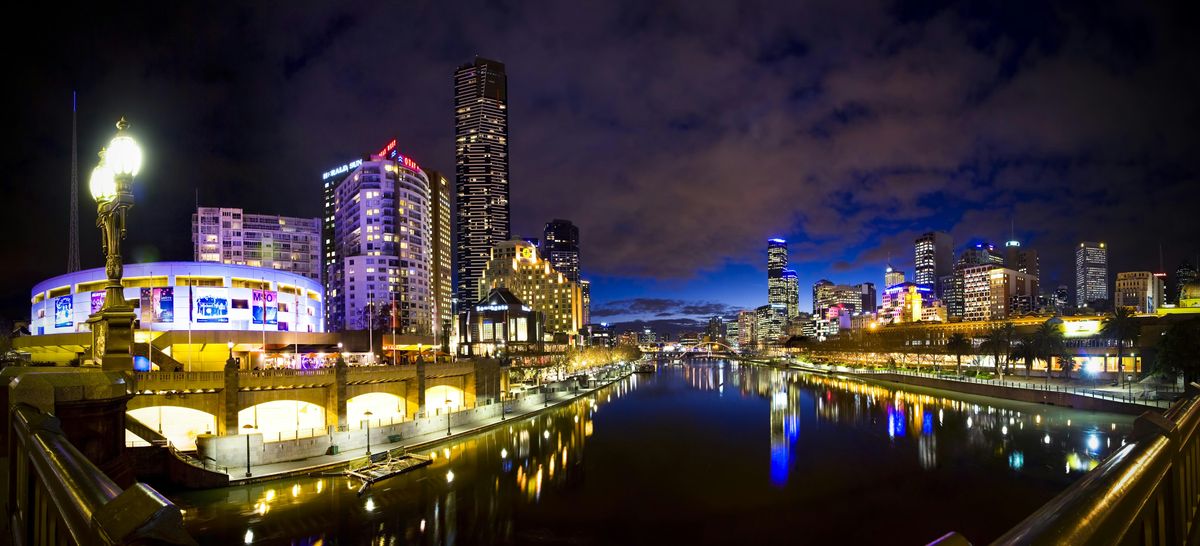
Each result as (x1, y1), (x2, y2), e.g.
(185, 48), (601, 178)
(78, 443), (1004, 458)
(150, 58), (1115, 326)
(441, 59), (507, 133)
(347, 392), (406, 428)
(238, 400), (326, 436)
(425, 384), (466, 414)
(127, 406), (217, 451)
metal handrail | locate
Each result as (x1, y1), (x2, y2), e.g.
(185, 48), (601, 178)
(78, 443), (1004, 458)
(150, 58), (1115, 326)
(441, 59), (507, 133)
(8, 403), (196, 545)
(979, 387), (1200, 545)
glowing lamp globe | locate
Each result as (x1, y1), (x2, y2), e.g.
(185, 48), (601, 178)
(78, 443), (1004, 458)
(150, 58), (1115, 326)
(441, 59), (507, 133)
(106, 133), (143, 177)
(89, 164), (117, 203)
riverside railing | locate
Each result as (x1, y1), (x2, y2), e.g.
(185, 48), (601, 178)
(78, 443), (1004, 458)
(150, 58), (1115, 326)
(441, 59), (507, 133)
(7, 403), (195, 545)
(932, 384), (1200, 545)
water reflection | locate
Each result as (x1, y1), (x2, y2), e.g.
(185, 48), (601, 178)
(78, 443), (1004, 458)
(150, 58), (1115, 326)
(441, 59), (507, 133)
(175, 361), (1133, 545)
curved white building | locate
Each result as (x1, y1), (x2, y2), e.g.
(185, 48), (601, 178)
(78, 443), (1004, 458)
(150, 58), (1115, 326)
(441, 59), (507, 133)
(30, 261), (325, 336)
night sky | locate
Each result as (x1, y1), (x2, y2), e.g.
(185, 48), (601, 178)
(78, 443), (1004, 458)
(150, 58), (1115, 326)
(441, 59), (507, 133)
(3, 1), (1199, 333)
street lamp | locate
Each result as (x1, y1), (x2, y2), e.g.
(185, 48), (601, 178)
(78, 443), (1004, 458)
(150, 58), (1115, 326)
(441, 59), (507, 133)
(242, 423), (254, 477)
(445, 398), (453, 436)
(85, 118), (142, 371)
(363, 410), (373, 455)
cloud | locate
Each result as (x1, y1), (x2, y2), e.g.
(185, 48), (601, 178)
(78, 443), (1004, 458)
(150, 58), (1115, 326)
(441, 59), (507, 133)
(591, 297), (735, 319)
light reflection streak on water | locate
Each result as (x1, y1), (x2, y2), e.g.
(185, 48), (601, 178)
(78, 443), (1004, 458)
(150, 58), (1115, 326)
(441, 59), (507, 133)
(176, 360), (1133, 544)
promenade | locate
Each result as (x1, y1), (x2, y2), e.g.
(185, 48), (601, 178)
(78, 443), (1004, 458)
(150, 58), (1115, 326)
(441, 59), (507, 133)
(222, 366), (633, 485)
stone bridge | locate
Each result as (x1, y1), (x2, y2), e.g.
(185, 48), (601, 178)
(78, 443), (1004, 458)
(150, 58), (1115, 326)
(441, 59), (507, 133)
(127, 360), (502, 436)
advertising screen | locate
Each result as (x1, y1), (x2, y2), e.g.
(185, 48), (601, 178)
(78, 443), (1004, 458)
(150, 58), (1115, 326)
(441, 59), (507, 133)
(53, 295), (73, 328)
(193, 287), (229, 323)
(252, 289), (278, 325)
(90, 291), (106, 314)
(140, 287), (175, 323)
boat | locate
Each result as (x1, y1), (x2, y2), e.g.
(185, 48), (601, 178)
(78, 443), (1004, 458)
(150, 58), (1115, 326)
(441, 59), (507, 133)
(635, 363), (656, 373)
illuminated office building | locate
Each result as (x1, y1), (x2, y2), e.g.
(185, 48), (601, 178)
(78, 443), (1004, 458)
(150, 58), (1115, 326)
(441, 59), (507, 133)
(814, 280), (873, 316)
(1172, 262), (1197, 305)
(580, 279), (591, 326)
(914, 232), (953, 293)
(754, 304), (786, 348)
(885, 266), (905, 289)
(962, 265), (1038, 322)
(1075, 242), (1109, 308)
(946, 243), (1004, 320)
(1004, 239), (1040, 279)
(782, 270), (799, 319)
(322, 140), (434, 334)
(767, 238), (790, 309)
(192, 207), (321, 281)
(737, 310), (756, 348)
(455, 56), (510, 306)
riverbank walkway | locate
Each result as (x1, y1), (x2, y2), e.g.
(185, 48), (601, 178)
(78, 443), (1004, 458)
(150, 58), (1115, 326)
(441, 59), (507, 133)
(224, 369), (632, 485)
(781, 360), (1174, 409)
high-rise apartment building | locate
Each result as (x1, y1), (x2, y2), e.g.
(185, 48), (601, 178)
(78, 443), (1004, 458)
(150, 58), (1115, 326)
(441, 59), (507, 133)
(192, 207), (321, 280)
(426, 169), (454, 339)
(322, 141), (434, 333)
(479, 239), (581, 339)
(1075, 242), (1109, 308)
(754, 304), (786, 348)
(813, 280), (870, 317)
(914, 232), (953, 292)
(455, 56), (510, 306)
(543, 219), (580, 283)
(1115, 271), (1163, 314)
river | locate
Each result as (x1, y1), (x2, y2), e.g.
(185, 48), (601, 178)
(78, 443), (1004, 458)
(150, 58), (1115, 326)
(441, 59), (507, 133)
(172, 359), (1134, 544)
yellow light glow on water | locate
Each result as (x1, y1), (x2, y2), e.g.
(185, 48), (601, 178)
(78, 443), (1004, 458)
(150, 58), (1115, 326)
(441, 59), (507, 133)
(443, 448), (451, 459)
(265, 489), (276, 501)
(316, 480), (324, 494)
(291, 484), (300, 498)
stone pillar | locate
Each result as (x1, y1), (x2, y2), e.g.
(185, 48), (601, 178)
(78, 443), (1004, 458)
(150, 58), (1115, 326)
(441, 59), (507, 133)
(416, 355), (427, 415)
(403, 379), (420, 418)
(223, 356), (240, 435)
(332, 357), (348, 429)
(5, 368), (136, 486)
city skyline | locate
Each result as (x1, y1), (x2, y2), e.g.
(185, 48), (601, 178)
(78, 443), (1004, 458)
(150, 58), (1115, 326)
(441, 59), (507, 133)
(3, 2), (1199, 330)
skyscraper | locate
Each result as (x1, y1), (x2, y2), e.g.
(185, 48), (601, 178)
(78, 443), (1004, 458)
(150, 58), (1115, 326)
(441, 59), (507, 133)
(426, 169), (454, 340)
(543, 219), (580, 283)
(945, 243), (1004, 320)
(767, 238), (789, 308)
(782, 270), (799, 319)
(455, 56), (510, 305)
(322, 142), (434, 333)
(914, 231), (953, 291)
(579, 279), (591, 326)
(1075, 242), (1109, 308)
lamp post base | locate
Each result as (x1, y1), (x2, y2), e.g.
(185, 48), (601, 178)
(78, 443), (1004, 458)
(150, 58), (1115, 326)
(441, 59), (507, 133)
(86, 304), (137, 372)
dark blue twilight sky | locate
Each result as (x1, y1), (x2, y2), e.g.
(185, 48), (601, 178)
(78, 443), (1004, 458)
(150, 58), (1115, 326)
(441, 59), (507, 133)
(2, 1), (1198, 331)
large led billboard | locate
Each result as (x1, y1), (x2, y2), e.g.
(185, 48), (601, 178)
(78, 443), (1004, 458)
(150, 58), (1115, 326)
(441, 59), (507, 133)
(53, 296), (73, 328)
(193, 287), (229, 323)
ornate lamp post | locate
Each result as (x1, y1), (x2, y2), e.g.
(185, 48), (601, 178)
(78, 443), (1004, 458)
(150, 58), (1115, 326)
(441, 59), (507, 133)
(85, 118), (143, 371)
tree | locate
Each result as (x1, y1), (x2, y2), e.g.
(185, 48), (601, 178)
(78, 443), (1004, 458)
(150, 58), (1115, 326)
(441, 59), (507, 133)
(1011, 336), (1036, 377)
(980, 324), (1013, 379)
(1153, 319), (1200, 384)
(1101, 307), (1141, 386)
(945, 333), (972, 377)
(1033, 320), (1065, 383)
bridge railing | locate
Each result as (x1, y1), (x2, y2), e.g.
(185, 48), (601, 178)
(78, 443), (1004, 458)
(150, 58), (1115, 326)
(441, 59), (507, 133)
(7, 403), (195, 545)
(942, 385), (1200, 545)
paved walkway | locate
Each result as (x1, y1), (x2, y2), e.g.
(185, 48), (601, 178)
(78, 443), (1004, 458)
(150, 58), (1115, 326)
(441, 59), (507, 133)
(775, 360), (1177, 409)
(224, 372), (629, 485)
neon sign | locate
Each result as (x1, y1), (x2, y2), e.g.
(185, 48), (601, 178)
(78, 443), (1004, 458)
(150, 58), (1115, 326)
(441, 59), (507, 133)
(378, 139), (397, 157)
(322, 159), (362, 180)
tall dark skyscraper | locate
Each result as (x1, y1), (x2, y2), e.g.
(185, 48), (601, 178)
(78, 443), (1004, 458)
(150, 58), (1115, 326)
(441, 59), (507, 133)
(455, 56), (510, 304)
(543, 218), (580, 283)
(1173, 261), (1197, 305)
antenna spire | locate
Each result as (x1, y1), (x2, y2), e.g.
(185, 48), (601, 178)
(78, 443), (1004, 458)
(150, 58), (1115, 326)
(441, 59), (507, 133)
(67, 91), (80, 272)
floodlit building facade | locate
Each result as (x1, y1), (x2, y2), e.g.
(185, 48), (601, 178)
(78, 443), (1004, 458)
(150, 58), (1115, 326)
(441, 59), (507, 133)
(192, 207), (321, 281)
(1115, 271), (1164, 314)
(914, 231), (953, 293)
(478, 239), (581, 341)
